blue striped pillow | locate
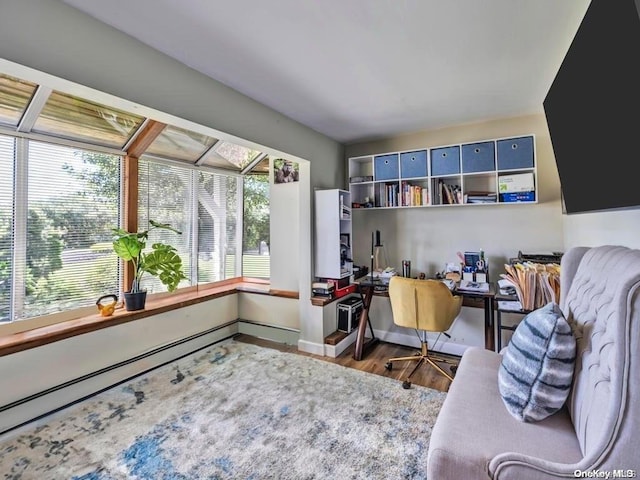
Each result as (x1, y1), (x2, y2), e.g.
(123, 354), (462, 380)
(498, 302), (576, 422)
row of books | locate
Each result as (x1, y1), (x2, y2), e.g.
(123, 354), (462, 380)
(401, 181), (429, 206)
(436, 180), (462, 205)
(377, 182), (400, 207)
(370, 183), (532, 207)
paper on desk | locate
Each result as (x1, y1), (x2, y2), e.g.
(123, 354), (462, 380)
(458, 280), (490, 292)
(498, 300), (523, 311)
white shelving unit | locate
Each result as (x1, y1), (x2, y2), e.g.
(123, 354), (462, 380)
(348, 134), (537, 210)
(314, 189), (352, 280)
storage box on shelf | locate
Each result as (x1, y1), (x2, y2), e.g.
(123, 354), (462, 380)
(348, 134), (537, 210)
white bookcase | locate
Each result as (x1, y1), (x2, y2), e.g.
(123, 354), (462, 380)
(314, 189), (352, 279)
(348, 134), (537, 210)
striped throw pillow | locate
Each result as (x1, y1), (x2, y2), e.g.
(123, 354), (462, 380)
(498, 302), (576, 422)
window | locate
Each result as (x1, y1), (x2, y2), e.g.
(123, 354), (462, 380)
(0, 136), (14, 321)
(1, 135), (121, 322)
(242, 156), (270, 279)
(0, 69), (270, 324)
(138, 157), (240, 290)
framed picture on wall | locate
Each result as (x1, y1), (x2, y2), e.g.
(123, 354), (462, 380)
(274, 158), (299, 184)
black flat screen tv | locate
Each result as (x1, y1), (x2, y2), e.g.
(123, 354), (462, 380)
(544, 0), (640, 214)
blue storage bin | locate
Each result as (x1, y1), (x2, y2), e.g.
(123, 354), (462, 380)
(462, 141), (495, 173)
(400, 150), (428, 178)
(430, 146), (460, 176)
(374, 154), (399, 181)
(497, 136), (534, 170)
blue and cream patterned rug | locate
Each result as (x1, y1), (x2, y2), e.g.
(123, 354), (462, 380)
(0, 340), (446, 479)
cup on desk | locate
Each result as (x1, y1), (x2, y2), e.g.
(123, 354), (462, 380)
(402, 260), (411, 278)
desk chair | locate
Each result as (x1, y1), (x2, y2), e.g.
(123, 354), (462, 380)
(385, 277), (463, 388)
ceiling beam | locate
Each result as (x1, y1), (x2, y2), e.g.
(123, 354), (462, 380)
(126, 119), (166, 158)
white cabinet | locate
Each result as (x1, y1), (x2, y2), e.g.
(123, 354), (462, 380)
(314, 189), (352, 280)
(348, 134), (537, 209)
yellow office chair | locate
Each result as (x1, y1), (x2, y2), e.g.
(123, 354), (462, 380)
(385, 276), (463, 388)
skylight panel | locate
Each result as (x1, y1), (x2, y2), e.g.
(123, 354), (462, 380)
(0, 74), (37, 127)
(32, 91), (145, 149)
(145, 124), (218, 162)
(198, 141), (262, 171)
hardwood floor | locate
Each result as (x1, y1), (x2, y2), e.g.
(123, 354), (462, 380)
(233, 333), (459, 392)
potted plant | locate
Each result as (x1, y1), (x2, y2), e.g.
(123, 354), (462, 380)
(112, 219), (188, 311)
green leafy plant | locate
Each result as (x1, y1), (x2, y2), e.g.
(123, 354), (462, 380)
(111, 220), (187, 293)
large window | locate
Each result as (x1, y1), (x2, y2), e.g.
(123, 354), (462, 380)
(1, 135), (121, 322)
(139, 157), (240, 291)
(0, 70), (270, 324)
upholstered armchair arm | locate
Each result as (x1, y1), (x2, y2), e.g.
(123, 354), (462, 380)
(490, 452), (586, 480)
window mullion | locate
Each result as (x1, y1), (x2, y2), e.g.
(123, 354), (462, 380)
(11, 138), (28, 320)
(190, 170), (198, 284)
(236, 176), (243, 277)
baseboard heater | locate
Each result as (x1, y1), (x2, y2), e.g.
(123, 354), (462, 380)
(0, 320), (239, 436)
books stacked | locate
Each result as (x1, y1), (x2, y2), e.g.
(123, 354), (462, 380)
(349, 175), (373, 183)
(312, 282), (335, 298)
(464, 192), (497, 204)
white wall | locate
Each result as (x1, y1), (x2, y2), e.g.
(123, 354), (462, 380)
(563, 209), (640, 250)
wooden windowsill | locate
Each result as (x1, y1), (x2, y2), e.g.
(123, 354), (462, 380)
(0, 278), (298, 359)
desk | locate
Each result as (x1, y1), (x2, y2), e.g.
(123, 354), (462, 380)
(352, 278), (385, 361)
(352, 278), (496, 361)
(458, 284), (496, 352)
(494, 292), (530, 351)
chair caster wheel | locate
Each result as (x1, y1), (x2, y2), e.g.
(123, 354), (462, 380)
(385, 362), (392, 370)
(402, 380), (412, 389)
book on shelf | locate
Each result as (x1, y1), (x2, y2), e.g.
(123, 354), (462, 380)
(340, 203), (351, 219)
(464, 191), (497, 204)
(400, 182), (430, 206)
(349, 175), (373, 183)
(439, 181), (462, 205)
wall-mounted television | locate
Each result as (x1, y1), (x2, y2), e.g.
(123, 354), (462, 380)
(544, 0), (640, 214)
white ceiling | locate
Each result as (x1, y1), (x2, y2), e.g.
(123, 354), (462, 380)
(62, 0), (591, 145)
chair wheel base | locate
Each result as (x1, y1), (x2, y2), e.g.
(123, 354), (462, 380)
(384, 362), (392, 370)
(402, 380), (412, 389)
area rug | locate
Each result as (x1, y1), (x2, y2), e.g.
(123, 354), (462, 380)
(0, 339), (446, 479)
